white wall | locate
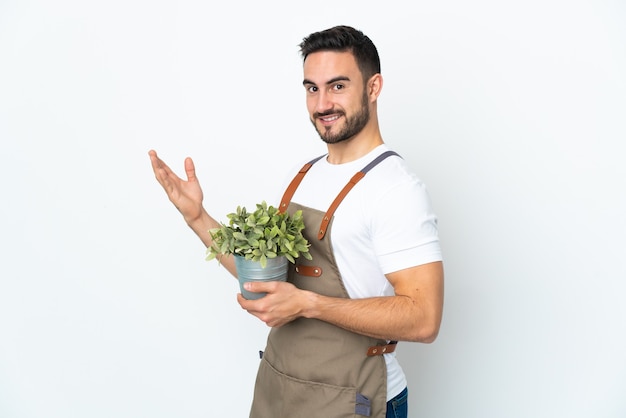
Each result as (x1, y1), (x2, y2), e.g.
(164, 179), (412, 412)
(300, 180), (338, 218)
(1, 1), (624, 417)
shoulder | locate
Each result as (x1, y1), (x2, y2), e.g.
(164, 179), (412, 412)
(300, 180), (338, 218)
(360, 148), (428, 200)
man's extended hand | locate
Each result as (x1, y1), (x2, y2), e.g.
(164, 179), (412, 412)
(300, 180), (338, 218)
(148, 150), (238, 277)
(148, 149), (204, 225)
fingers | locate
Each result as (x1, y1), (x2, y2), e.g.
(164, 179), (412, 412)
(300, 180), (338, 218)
(149, 150), (180, 189)
(150, 150), (194, 185)
(184, 157), (197, 183)
(236, 293), (275, 327)
(237, 282), (274, 310)
(148, 149), (161, 170)
(148, 149), (169, 177)
(237, 282), (299, 328)
(244, 281), (277, 295)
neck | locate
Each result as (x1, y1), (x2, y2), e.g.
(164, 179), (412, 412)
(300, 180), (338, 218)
(325, 122), (384, 165)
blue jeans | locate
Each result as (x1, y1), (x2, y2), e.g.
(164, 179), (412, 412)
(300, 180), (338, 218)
(386, 387), (408, 418)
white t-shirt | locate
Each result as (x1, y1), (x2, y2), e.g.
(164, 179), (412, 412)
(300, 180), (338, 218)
(281, 144), (442, 401)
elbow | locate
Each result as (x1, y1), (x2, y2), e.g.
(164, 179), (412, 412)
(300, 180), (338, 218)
(420, 327), (440, 344)
(411, 325), (440, 344)
(412, 301), (443, 343)
(407, 317), (441, 343)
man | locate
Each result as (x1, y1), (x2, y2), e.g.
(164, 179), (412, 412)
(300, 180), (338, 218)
(149, 25), (443, 418)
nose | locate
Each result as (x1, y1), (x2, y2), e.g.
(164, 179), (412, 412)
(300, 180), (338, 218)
(312, 90), (333, 115)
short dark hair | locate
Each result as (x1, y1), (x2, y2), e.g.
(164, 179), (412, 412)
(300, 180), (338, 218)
(299, 25), (381, 80)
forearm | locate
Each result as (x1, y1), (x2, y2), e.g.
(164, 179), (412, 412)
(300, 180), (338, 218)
(302, 292), (441, 343)
(186, 209), (237, 277)
(239, 263), (444, 340)
(184, 208), (218, 247)
(300, 262), (444, 342)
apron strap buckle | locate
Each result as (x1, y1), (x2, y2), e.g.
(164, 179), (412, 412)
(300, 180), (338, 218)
(366, 341), (398, 356)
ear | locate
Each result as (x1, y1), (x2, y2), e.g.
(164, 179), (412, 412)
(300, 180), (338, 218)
(367, 73), (383, 102)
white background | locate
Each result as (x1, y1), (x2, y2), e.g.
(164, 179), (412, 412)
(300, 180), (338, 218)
(1, 1), (625, 417)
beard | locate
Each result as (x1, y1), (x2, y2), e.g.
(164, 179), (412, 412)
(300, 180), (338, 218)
(312, 91), (370, 144)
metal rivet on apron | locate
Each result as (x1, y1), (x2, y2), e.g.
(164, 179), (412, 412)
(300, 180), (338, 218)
(295, 266), (300, 273)
(382, 347), (387, 352)
(372, 348), (378, 354)
(319, 230), (324, 236)
(314, 269), (319, 274)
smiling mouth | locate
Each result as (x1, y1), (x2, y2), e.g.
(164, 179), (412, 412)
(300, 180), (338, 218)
(318, 114), (341, 124)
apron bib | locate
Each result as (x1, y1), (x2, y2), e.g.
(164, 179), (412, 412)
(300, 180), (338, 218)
(249, 151), (400, 418)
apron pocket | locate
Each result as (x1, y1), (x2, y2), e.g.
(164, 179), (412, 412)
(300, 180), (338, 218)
(250, 356), (370, 418)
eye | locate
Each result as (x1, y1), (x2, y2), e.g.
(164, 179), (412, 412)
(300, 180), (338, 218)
(332, 83), (344, 91)
(306, 85), (318, 93)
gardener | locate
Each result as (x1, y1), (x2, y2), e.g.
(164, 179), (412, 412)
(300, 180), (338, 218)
(149, 25), (444, 418)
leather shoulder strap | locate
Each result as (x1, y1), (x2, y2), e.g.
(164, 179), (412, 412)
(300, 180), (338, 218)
(278, 154), (327, 213)
(278, 150), (401, 239)
(318, 151), (400, 239)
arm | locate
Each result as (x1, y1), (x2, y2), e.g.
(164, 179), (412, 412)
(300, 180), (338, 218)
(148, 150), (237, 277)
(238, 260), (444, 343)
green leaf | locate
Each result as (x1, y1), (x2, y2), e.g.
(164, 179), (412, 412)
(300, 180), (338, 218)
(204, 200), (311, 264)
(232, 232), (247, 241)
(205, 252), (217, 261)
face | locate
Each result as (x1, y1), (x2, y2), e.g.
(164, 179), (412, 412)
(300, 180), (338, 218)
(302, 51), (371, 144)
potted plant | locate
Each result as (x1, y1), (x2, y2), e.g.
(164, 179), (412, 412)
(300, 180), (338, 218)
(206, 201), (312, 299)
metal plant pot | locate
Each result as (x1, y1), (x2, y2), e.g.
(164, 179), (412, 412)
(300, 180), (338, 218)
(234, 255), (289, 300)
